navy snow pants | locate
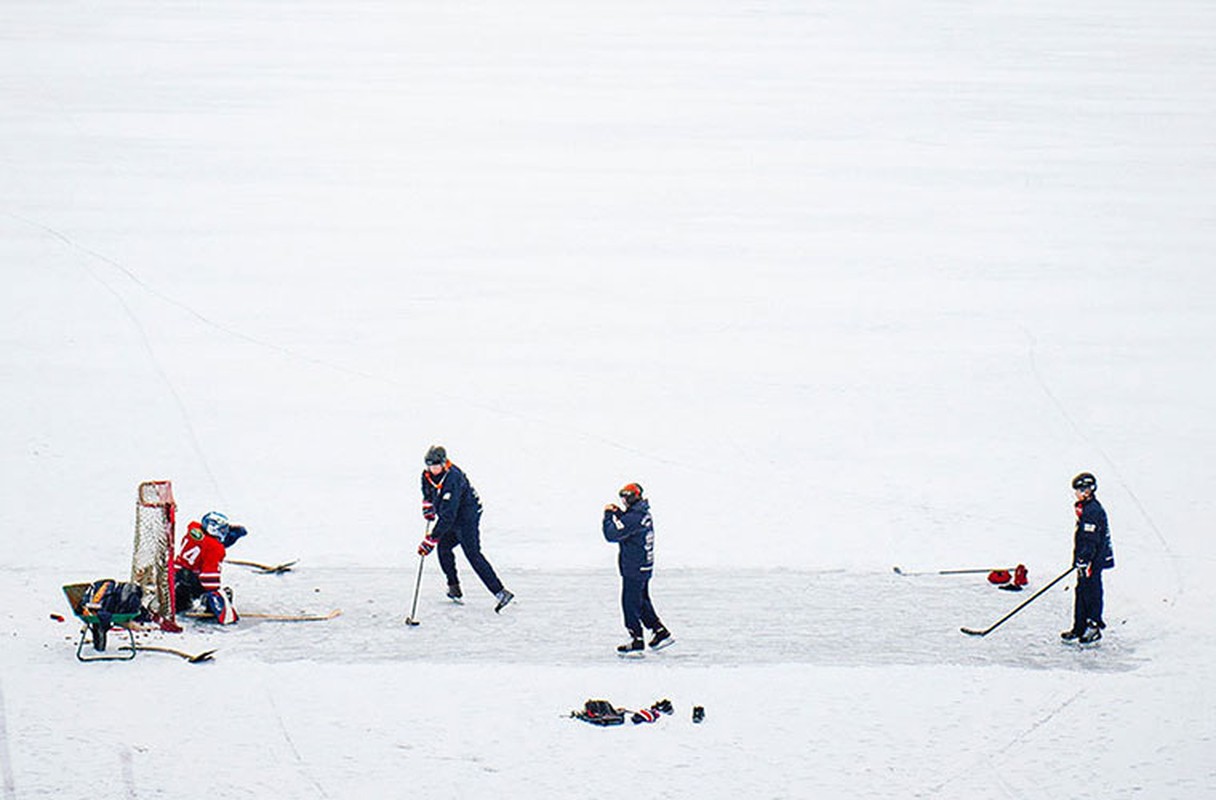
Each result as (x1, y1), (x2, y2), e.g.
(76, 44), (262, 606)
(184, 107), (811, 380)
(1072, 567), (1105, 633)
(436, 515), (504, 596)
(620, 574), (662, 638)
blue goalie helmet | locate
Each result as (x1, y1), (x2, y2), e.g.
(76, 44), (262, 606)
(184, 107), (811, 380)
(201, 511), (230, 538)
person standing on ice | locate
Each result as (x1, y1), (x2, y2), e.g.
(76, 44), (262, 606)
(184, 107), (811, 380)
(174, 511), (246, 624)
(603, 483), (672, 656)
(1062, 472), (1114, 644)
(417, 445), (514, 613)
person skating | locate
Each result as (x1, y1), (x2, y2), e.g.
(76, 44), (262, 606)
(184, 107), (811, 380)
(417, 445), (513, 612)
(1061, 472), (1114, 644)
(603, 483), (672, 656)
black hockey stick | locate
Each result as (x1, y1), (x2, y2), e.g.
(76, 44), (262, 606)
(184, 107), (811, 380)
(404, 555), (424, 626)
(960, 566), (1073, 637)
(404, 522), (431, 627)
(894, 566), (1013, 576)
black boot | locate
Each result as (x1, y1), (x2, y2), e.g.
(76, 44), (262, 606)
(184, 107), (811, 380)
(617, 636), (644, 658)
(648, 626), (674, 650)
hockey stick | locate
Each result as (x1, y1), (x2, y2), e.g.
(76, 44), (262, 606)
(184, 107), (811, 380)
(404, 554), (425, 626)
(126, 645), (217, 663)
(960, 566), (1073, 637)
(228, 558), (298, 574)
(405, 521), (431, 627)
(894, 566), (1009, 576)
(183, 609), (340, 622)
(239, 609), (341, 621)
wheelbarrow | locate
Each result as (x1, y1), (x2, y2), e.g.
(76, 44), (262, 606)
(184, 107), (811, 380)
(63, 582), (139, 662)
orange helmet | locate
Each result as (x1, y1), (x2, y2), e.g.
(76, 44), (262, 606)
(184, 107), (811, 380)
(618, 483), (644, 507)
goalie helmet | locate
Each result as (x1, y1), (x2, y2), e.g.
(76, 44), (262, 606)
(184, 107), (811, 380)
(1071, 472), (1097, 493)
(201, 511), (230, 539)
(618, 483), (644, 507)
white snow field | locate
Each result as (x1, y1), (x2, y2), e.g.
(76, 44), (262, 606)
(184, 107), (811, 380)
(2, 1), (1214, 797)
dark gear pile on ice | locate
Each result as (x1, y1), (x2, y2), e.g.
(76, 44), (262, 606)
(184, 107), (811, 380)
(569, 698), (678, 726)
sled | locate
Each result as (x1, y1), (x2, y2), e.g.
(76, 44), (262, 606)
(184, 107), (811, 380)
(63, 582), (138, 663)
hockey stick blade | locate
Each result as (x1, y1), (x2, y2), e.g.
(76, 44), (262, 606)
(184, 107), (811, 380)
(130, 645), (218, 663)
(404, 618), (420, 626)
(960, 627), (986, 637)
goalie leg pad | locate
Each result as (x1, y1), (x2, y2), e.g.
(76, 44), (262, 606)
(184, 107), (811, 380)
(202, 590), (239, 625)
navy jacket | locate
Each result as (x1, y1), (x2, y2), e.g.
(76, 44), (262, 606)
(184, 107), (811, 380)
(1073, 496), (1115, 570)
(603, 499), (654, 578)
(421, 464), (483, 537)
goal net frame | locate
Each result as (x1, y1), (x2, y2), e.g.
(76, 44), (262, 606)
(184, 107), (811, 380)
(130, 480), (181, 632)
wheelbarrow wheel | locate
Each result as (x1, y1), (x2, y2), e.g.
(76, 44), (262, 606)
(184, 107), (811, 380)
(90, 623), (108, 651)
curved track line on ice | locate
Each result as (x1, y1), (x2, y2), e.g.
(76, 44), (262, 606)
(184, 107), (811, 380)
(1021, 325), (1182, 602)
(3, 210), (687, 474)
(3, 211), (226, 501)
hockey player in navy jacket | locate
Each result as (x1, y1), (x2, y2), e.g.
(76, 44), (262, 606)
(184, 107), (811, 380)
(1062, 472), (1115, 643)
(417, 445), (513, 613)
(603, 483), (673, 656)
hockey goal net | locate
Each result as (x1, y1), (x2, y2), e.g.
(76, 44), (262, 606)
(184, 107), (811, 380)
(130, 480), (180, 631)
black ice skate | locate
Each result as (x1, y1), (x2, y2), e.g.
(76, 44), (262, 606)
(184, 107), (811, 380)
(447, 583), (463, 604)
(494, 589), (514, 613)
(648, 626), (674, 650)
(617, 637), (645, 658)
(1060, 629), (1081, 641)
(1078, 624), (1102, 644)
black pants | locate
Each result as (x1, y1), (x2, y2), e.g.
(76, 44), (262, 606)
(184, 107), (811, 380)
(1072, 568), (1105, 633)
(620, 574), (662, 638)
(436, 516), (504, 596)
(174, 568), (204, 612)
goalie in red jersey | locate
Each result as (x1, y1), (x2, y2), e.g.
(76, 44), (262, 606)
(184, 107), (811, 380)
(174, 511), (246, 624)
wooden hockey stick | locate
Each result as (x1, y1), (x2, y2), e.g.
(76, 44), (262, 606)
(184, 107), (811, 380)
(228, 558), (298, 574)
(127, 644), (217, 663)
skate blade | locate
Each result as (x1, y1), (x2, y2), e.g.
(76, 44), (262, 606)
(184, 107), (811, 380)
(617, 651), (645, 660)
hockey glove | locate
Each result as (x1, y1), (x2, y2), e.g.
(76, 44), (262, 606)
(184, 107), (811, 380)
(221, 525), (247, 549)
(418, 536), (439, 557)
(1075, 561), (1092, 579)
(422, 501), (437, 521)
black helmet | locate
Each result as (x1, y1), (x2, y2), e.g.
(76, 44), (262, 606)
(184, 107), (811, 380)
(618, 483), (644, 507)
(1071, 472), (1097, 492)
(424, 445), (448, 466)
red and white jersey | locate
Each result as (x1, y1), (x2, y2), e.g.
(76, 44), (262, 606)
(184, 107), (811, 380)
(176, 534), (227, 592)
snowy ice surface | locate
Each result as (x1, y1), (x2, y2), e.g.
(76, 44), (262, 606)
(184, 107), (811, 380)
(2, 1), (1214, 798)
